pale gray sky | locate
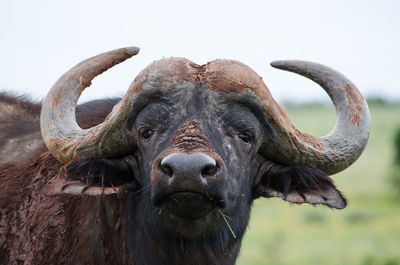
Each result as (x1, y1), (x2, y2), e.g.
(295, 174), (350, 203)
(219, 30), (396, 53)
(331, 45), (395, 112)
(1, 0), (399, 103)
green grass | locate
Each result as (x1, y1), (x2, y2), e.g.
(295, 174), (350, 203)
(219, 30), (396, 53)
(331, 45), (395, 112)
(236, 103), (400, 265)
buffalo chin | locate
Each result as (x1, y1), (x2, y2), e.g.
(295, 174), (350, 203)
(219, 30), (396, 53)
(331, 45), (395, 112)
(162, 192), (217, 219)
(158, 192), (222, 237)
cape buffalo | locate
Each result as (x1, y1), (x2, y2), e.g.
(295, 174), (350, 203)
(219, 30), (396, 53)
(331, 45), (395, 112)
(0, 47), (370, 265)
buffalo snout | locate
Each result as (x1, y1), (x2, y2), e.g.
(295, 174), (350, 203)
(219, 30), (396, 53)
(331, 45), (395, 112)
(151, 152), (227, 220)
(160, 152), (218, 183)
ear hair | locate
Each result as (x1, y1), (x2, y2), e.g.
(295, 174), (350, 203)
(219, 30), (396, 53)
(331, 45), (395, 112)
(254, 162), (347, 209)
(65, 155), (139, 188)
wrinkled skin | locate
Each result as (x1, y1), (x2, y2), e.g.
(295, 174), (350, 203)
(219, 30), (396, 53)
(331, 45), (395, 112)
(66, 82), (345, 265)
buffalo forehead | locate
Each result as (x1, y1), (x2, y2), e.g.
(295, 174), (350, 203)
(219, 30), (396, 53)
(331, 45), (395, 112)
(124, 57), (273, 143)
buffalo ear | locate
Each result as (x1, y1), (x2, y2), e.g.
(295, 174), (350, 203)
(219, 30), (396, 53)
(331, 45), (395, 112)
(58, 156), (139, 196)
(253, 163), (347, 209)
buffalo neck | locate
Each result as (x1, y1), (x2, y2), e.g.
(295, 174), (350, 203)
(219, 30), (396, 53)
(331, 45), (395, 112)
(124, 193), (243, 265)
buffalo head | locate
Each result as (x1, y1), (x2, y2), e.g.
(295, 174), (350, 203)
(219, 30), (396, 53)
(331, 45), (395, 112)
(39, 47), (370, 263)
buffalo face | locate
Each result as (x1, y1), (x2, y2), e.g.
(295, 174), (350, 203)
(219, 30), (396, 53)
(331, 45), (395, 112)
(130, 81), (266, 237)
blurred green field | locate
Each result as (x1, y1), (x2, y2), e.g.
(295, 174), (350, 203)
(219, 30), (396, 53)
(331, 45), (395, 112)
(237, 103), (400, 265)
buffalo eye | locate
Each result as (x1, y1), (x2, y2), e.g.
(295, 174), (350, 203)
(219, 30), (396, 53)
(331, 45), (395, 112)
(141, 129), (154, 140)
(238, 132), (251, 144)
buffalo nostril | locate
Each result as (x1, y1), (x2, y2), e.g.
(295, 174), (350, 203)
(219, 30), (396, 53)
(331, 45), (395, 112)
(160, 163), (173, 178)
(201, 164), (218, 178)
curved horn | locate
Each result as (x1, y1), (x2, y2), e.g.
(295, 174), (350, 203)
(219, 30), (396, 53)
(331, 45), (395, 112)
(40, 47), (140, 164)
(267, 60), (370, 175)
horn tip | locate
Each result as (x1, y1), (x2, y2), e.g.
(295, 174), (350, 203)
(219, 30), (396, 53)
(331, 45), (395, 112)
(123, 46), (140, 56)
(270, 60), (293, 70)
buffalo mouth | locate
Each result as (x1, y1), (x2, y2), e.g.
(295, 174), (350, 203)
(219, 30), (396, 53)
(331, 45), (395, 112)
(159, 191), (223, 220)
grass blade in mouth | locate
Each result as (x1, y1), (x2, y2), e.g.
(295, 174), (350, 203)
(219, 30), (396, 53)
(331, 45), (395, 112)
(218, 209), (237, 239)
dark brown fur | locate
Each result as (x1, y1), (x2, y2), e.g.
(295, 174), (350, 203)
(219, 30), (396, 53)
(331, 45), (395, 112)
(0, 94), (128, 265)
(0, 152), (130, 265)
